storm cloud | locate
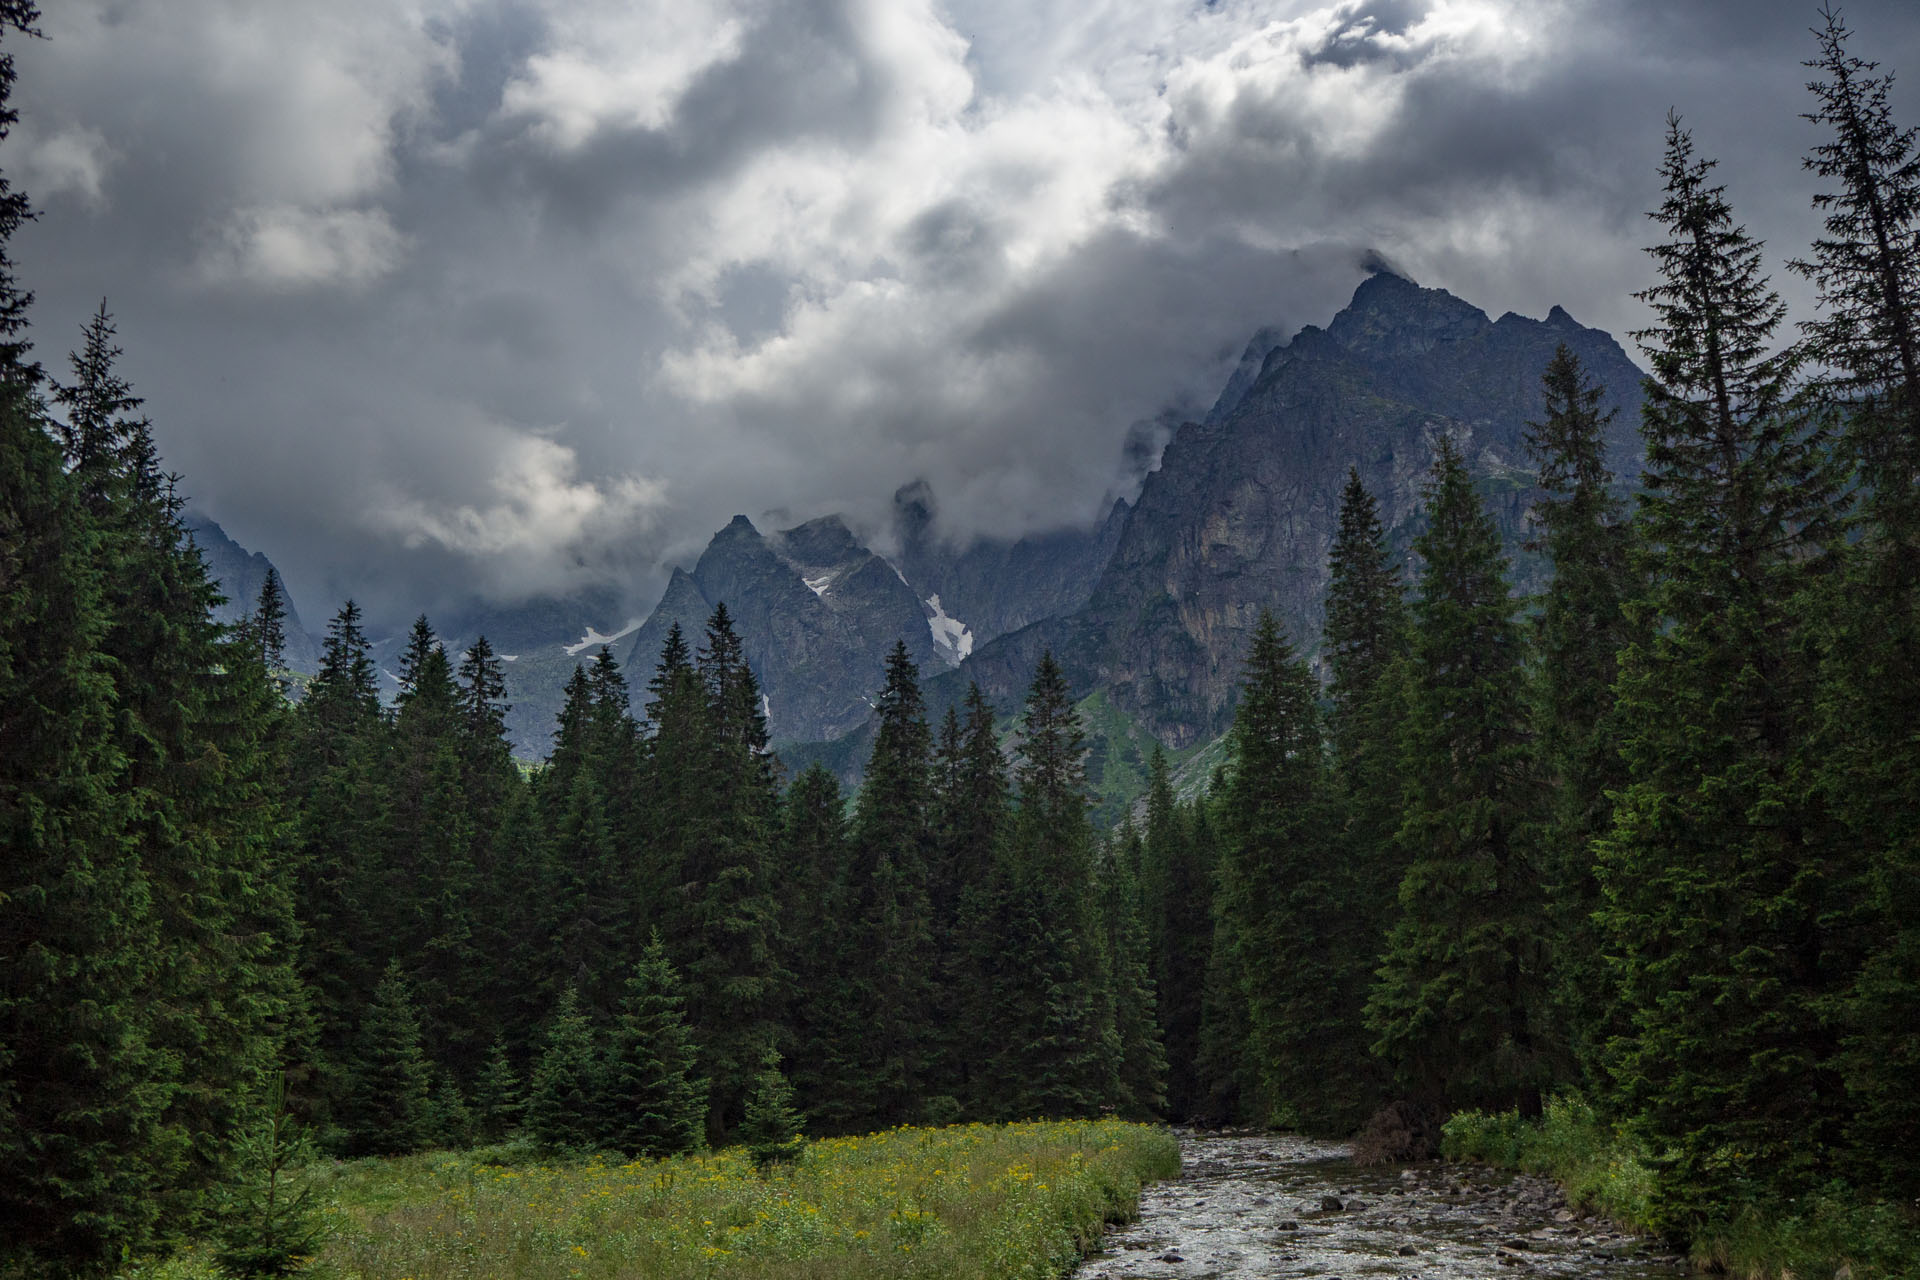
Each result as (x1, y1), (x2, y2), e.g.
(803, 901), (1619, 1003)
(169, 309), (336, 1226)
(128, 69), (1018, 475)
(14, 0), (1920, 627)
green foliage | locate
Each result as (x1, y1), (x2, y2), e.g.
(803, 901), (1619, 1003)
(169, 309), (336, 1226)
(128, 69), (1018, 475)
(1366, 437), (1546, 1114)
(1524, 345), (1635, 1086)
(978, 654), (1118, 1121)
(1214, 613), (1371, 1132)
(1138, 750), (1212, 1122)
(835, 641), (938, 1130)
(212, 1079), (326, 1279)
(1795, 9), (1920, 1206)
(1098, 827), (1168, 1120)
(344, 963), (434, 1157)
(1441, 1096), (1657, 1230)
(173, 1121), (1178, 1280)
(602, 934), (707, 1158)
(738, 1049), (805, 1171)
(525, 989), (601, 1154)
(471, 1041), (524, 1143)
(1597, 118), (1845, 1228)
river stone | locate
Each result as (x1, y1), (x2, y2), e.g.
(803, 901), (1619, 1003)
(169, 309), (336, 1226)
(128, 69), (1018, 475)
(1321, 1196), (1346, 1211)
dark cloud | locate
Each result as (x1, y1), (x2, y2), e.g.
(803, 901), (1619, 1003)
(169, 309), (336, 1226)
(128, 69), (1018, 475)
(9, 0), (1920, 631)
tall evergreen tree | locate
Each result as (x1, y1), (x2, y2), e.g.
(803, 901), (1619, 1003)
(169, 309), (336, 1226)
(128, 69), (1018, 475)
(53, 306), (298, 1229)
(836, 641), (939, 1129)
(1139, 748), (1213, 1121)
(1216, 612), (1363, 1132)
(289, 601), (389, 1117)
(1795, 9), (1920, 1199)
(777, 763), (850, 1121)
(1366, 437), (1545, 1116)
(0, 268), (166, 1280)
(1189, 789), (1252, 1126)
(1320, 469), (1411, 1067)
(1524, 346), (1636, 1082)
(979, 654), (1115, 1119)
(1100, 825), (1168, 1120)
(671, 606), (781, 1143)
(249, 568), (290, 693)
(944, 684), (1013, 1118)
(1596, 119), (1844, 1226)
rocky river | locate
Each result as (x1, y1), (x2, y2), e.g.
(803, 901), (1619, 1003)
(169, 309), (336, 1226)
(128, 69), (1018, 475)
(1077, 1132), (1692, 1280)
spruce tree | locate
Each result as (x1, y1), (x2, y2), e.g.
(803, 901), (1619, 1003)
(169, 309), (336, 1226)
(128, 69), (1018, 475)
(1216, 612), (1363, 1132)
(838, 641), (939, 1129)
(739, 1048), (805, 1171)
(251, 568), (291, 694)
(1596, 119), (1844, 1225)
(344, 962), (434, 1156)
(601, 934), (707, 1158)
(1190, 788), (1253, 1126)
(1524, 346), (1636, 1082)
(526, 988), (602, 1153)
(779, 765), (867, 1131)
(1139, 748), (1213, 1121)
(979, 654), (1115, 1119)
(1101, 825), (1169, 1120)
(1320, 470), (1410, 1087)
(471, 1040), (524, 1142)
(54, 305), (299, 1228)
(944, 684), (1013, 1119)
(1795, 9), (1920, 1198)
(0, 275), (168, 1276)
(670, 606), (782, 1143)
(1365, 437), (1545, 1116)
(212, 1077), (325, 1280)
(1796, 5), (1920, 530)
(290, 600), (389, 1117)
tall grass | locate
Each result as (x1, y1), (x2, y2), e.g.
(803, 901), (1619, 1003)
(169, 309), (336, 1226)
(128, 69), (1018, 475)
(124, 1119), (1179, 1280)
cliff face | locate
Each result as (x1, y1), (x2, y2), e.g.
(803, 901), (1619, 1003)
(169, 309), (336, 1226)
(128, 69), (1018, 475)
(892, 482), (1130, 646)
(954, 271), (1646, 746)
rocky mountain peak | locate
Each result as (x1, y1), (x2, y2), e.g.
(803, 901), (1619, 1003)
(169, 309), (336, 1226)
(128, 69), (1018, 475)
(1321, 271), (1491, 360)
(776, 514), (865, 570)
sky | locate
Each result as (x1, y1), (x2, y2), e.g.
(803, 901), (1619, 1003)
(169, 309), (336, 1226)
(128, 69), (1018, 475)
(13, 0), (1920, 629)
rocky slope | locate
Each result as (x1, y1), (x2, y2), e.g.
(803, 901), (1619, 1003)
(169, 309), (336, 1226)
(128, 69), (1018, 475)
(953, 269), (1647, 747)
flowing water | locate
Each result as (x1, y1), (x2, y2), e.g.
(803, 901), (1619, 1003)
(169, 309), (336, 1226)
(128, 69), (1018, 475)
(1077, 1132), (1692, 1280)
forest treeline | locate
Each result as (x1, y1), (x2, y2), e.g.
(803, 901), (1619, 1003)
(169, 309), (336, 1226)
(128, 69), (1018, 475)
(5, 4), (1920, 1276)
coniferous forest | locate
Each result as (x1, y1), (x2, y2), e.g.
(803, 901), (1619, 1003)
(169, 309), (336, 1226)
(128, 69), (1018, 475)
(5, 4), (1920, 1278)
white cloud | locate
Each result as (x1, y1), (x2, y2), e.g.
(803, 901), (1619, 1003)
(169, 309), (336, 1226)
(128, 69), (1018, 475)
(368, 428), (668, 562)
(15, 123), (115, 210)
(198, 205), (407, 289)
(500, 0), (747, 147)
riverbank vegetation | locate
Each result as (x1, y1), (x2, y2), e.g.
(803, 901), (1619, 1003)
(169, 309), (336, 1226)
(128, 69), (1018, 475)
(1444, 1102), (1920, 1280)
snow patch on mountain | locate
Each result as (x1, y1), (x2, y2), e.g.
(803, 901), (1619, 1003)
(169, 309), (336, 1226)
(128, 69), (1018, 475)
(803, 573), (834, 597)
(564, 617), (643, 656)
(925, 594), (973, 665)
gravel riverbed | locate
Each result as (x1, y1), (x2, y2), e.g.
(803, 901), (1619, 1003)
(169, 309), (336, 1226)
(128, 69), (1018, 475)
(1077, 1132), (1691, 1280)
